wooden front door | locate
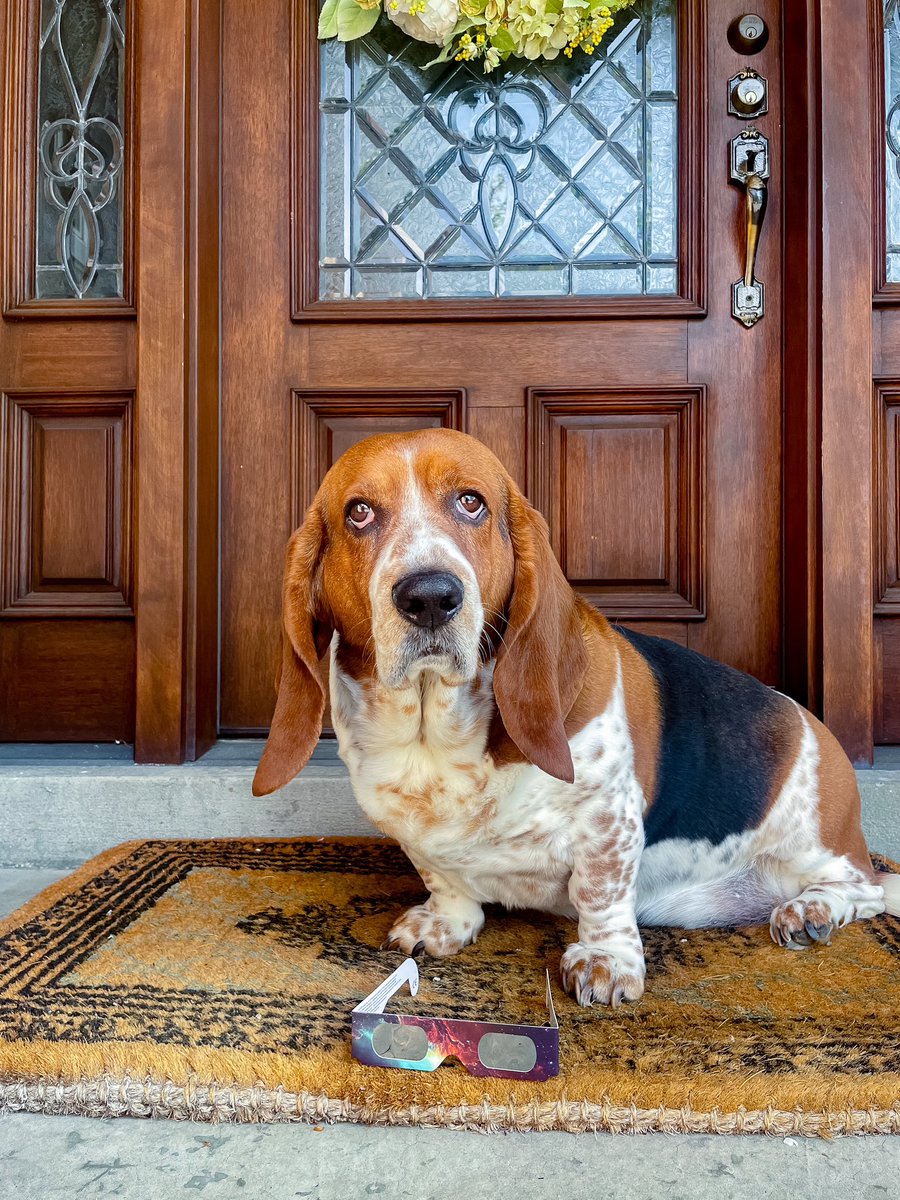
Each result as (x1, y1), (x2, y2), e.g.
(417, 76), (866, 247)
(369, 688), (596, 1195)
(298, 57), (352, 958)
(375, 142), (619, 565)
(219, 0), (804, 736)
(0, 0), (136, 742)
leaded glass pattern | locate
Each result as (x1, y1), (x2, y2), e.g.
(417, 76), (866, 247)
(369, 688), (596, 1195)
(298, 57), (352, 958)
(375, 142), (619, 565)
(886, 0), (900, 283)
(36, 0), (126, 300)
(319, 0), (677, 301)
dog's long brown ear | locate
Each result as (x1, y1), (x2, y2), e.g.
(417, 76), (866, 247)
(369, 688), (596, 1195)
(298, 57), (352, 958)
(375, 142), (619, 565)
(252, 505), (332, 796)
(493, 488), (587, 783)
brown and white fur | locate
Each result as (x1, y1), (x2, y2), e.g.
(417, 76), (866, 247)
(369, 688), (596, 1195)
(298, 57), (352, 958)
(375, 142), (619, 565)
(253, 429), (900, 1008)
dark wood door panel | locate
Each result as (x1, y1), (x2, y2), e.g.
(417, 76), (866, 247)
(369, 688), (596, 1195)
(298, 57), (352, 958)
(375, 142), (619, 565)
(875, 620), (900, 744)
(0, 619), (135, 742)
(528, 386), (704, 620)
(304, 323), (689, 402)
(873, 380), (900, 741)
(0, 392), (133, 616)
(0, 387), (136, 735)
(0, 339), (135, 743)
(0, 325), (135, 390)
(874, 384), (900, 614)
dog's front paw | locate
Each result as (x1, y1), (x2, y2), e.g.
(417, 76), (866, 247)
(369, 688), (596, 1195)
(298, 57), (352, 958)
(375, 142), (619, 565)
(382, 904), (483, 958)
(560, 943), (645, 1008)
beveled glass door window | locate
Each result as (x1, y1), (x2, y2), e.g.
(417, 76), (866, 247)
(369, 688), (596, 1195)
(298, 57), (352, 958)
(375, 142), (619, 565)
(4, 0), (133, 314)
(315, 0), (681, 305)
(36, 0), (127, 301)
(885, 0), (900, 284)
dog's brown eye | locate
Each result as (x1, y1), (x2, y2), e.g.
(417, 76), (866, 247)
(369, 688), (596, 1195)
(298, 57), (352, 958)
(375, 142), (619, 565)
(347, 501), (375, 530)
(456, 492), (486, 520)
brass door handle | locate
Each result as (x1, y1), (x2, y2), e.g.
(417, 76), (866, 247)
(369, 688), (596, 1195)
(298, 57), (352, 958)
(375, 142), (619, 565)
(742, 172), (767, 288)
(730, 127), (769, 327)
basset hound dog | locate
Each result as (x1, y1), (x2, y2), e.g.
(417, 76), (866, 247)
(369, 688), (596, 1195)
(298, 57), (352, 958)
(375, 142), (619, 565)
(253, 428), (900, 1007)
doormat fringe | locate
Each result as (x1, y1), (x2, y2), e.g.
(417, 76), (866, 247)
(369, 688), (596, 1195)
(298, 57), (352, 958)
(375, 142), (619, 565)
(2, 1078), (899, 1136)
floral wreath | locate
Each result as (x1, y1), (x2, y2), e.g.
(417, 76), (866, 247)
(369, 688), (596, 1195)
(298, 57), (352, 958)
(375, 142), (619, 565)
(318, 0), (640, 74)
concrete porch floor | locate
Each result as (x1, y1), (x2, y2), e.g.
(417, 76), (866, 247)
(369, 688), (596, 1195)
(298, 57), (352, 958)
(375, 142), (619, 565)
(0, 744), (898, 1196)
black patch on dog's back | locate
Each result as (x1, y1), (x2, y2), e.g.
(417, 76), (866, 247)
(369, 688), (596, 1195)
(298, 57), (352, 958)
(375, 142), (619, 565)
(616, 627), (794, 847)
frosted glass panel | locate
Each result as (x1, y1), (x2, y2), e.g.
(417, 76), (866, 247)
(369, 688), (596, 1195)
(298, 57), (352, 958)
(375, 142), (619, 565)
(318, 0), (677, 300)
(36, 0), (126, 300)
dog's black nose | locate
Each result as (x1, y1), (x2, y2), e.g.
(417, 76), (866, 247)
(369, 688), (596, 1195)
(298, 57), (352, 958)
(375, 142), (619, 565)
(392, 571), (464, 629)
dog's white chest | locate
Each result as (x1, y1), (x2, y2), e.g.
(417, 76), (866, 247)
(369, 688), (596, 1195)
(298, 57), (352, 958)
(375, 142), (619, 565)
(330, 650), (644, 913)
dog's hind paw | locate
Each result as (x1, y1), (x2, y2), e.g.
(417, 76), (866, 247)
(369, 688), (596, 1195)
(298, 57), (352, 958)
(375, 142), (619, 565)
(769, 898), (835, 950)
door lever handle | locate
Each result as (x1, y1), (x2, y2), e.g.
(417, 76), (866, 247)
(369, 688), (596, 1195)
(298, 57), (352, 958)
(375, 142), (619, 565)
(730, 127), (770, 327)
(742, 171), (767, 289)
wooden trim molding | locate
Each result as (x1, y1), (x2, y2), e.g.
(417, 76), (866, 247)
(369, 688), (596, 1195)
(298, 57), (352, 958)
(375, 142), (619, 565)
(874, 382), (900, 613)
(0, 390), (133, 617)
(781, 0), (821, 711)
(820, 0), (875, 763)
(133, 0), (220, 763)
(290, 0), (705, 322)
(291, 388), (466, 524)
(2, 0), (136, 316)
(527, 386), (705, 621)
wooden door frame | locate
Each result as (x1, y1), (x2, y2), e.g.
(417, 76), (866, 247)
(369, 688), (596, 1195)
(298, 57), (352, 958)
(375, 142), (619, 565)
(129, 0), (879, 764)
(133, 0), (220, 763)
(781, 0), (822, 723)
(781, 0), (877, 766)
(817, 0), (875, 764)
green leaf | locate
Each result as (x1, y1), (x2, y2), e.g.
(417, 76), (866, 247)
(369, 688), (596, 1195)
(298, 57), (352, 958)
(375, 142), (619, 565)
(490, 27), (515, 52)
(318, 0), (341, 38)
(424, 42), (456, 67)
(336, 0), (380, 41)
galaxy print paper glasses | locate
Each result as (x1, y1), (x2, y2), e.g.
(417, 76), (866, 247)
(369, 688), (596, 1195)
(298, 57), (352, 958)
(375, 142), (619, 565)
(351, 958), (559, 1080)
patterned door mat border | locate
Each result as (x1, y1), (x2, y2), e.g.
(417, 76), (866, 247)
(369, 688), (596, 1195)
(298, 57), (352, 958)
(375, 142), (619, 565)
(0, 838), (897, 1136)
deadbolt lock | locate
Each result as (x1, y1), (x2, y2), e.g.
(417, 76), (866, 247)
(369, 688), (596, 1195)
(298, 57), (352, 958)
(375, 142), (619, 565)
(727, 13), (769, 54)
(728, 69), (768, 119)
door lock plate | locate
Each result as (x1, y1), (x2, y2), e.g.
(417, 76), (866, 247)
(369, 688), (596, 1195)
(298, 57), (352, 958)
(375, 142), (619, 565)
(728, 70), (768, 119)
(730, 126), (770, 185)
(732, 280), (764, 327)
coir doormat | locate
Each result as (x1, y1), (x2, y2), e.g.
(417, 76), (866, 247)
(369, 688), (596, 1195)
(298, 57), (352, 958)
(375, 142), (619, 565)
(0, 838), (898, 1136)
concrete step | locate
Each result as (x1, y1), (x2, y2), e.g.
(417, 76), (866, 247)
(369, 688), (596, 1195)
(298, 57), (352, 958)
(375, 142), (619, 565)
(0, 741), (377, 868)
(0, 741), (898, 869)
